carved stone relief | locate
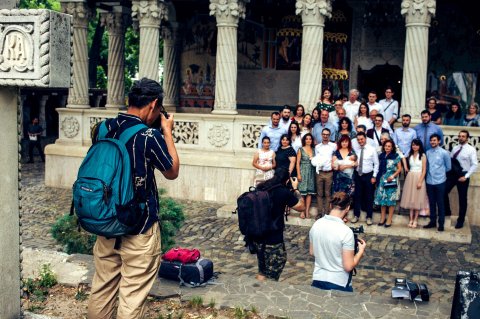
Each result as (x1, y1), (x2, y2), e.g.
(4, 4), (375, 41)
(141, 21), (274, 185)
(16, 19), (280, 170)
(208, 124), (230, 147)
(61, 116), (80, 138)
(89, 117), (106, 131)
(242, 124), (262, 148)
(172, 121), (199, 144)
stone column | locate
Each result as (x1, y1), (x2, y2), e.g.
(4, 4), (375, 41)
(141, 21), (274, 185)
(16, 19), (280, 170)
(296, 0), (332, 113)
(132, 0), (167, 81)
(209, 0), (247, 115)
(400, 0), (436, 120)
(39, 95), (48, 136)
(0, 87), (21, 318)
(162, 24), (180, 112)
(101, 11), (126, 109)
(61, 0), (92, 108)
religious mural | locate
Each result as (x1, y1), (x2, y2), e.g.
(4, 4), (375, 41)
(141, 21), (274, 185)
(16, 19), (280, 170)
(275, 15), (302, 70)
(238, 20), (263, 70)
(180, 15), (216, 109)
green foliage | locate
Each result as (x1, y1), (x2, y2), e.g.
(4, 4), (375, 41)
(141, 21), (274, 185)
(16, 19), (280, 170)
(51, 214), (97, 254)
(38, 263), (57, 288)
(188, 296), (203, 308)
(96, 65), (108, 89)
(19, 0), (60, 11)
(22, 264), (57, 305)
(208, 298), (216, 308)
(51, 189), (184, 254)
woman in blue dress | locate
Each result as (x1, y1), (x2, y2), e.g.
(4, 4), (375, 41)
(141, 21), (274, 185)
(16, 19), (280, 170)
(374, 140), (402, 228)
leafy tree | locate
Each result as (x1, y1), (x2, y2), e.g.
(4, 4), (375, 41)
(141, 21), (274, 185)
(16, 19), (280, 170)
(19, 0), (60, 11)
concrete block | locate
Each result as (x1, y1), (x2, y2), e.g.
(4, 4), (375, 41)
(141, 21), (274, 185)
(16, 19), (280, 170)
(0, 9), (72, 88)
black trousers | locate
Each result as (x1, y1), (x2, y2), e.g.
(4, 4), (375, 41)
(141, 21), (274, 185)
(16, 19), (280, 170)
(353, 171), (374, 218)
(28, 140), (45, 162)
(445, 174), (470, 224)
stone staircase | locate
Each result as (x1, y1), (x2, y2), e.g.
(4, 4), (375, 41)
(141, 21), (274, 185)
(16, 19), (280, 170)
(217, 204), (472, 244)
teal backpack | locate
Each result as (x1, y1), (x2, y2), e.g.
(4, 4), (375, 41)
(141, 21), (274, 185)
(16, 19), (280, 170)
(71, 121), (147, 238)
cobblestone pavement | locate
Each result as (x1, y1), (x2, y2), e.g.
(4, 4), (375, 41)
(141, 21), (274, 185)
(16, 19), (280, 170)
(21, 162), (480, 305)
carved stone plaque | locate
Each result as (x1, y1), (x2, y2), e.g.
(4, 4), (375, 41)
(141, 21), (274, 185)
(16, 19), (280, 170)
(0, 9), (72, 87)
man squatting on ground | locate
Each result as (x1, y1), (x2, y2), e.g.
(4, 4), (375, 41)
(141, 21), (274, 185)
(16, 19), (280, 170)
(309, 192), (366, 292)
(87, 78), (180, 318)
(252, 167), (305, 281)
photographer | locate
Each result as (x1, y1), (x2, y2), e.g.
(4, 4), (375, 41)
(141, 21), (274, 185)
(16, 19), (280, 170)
(309, 192), (366, 292)
(253, 167), (305, 281)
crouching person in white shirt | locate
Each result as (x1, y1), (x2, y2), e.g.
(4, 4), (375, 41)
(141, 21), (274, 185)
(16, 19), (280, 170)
(309, 192), (366, 292)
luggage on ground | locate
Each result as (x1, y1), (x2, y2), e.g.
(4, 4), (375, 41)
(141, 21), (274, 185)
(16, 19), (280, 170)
(158, 258), (214, 287)
(162, 247), (201, 264)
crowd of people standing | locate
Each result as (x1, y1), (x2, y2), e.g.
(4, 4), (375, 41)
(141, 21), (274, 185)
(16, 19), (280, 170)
(254, 87), (479, 231)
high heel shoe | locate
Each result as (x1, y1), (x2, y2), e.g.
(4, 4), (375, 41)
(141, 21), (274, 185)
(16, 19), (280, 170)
(377, 220), (386, 226)
(384, 223), (392, 228)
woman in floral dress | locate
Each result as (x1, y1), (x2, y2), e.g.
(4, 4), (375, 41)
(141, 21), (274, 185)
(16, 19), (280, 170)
(296, 133), (316, 218)
(252, 136), (276, 186)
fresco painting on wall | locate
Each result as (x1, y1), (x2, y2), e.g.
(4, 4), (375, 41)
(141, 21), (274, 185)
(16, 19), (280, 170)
(180, 15), (216, 109)
(276, 16), (302, 70)
(238, 20), (263, 70)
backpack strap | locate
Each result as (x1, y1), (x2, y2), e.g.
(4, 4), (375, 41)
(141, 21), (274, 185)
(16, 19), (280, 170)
(118, 123), (148, 145)
(97, 121), (109, 139)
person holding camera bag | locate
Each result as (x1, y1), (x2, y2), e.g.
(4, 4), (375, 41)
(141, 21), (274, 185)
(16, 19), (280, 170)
(309, 192), (366, 292)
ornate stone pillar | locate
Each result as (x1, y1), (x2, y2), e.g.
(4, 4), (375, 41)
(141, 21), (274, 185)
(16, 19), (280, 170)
(132, 0), (167, 81)
(162, 24), (180, 112)
(101, 11), (126, 109)
(39, 95), (48, 136)
(401, 0), (436, 120)
(61, 0), (92, 108)
(209, 0), (247, 115)
(296, 0), (332, 113)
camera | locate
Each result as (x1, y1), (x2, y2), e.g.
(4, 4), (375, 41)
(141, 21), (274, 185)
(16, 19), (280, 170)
(349, 225), (364, 255)
(392, 278), (429, 301)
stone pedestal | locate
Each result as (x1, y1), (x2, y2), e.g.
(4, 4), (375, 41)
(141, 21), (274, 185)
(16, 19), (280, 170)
(209, 0), (248, 115)
(296, 0), (332, 113)
(101, 11), (126, 109)
(132, 0), (167, 81)
(400, 0), (436, 120)
(61, 0), (92, 108)
(162, 24), (180, 112)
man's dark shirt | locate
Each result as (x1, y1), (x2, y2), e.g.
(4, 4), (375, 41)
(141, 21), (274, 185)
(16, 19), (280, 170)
(28, 124), (43, 140)
(92, 113), (173, 234)
(253, 186), (299, 245)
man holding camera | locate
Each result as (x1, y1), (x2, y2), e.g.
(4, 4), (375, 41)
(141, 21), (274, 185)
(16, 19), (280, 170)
(309, 192), (366, 292)
(87, 78), (180, 318)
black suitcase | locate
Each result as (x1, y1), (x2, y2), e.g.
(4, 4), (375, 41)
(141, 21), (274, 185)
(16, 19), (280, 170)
(158, 258), (214, 287)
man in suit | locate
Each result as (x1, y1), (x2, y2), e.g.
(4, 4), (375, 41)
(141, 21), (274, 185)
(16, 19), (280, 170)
(367, 113), (390, 147)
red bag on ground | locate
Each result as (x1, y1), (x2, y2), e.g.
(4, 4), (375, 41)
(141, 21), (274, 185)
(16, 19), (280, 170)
(162, 247), (201, 264)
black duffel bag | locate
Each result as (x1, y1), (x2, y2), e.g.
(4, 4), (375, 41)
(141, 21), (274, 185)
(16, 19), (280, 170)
(158, 258), (215, 287)
(451, 270), (480, 319)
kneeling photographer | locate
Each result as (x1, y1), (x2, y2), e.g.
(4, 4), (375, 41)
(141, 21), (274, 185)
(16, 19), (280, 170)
(309, 192), (366, 292)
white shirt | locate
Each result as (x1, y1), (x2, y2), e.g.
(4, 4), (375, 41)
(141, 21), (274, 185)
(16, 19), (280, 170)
(329, 111), (338, 126)
(352, 137), (375, 153)
(379, 98), (399, 122)
(355, 144), (379, 177)
(450, 143), (478, 179)
(312, 142), (337, 172)
(343, 101), (360, 122)
(367, 102), (382, 113)
(291, 135), (302, 153)
(365, 119), (393, 135)
(278, 118), (292, 131)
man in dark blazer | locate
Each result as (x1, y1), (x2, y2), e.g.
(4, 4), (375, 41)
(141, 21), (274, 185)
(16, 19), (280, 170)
(367, 113), (390, 147)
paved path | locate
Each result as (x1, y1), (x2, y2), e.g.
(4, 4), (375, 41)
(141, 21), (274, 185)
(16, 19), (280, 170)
(20, 162), (480, 318)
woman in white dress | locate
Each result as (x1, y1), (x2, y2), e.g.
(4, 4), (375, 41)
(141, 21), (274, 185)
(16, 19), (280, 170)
(354, 101), (370, 129)
(252, 136), (276, 186)
(288, 122), (302, 153)
(400, 139), (429, 228)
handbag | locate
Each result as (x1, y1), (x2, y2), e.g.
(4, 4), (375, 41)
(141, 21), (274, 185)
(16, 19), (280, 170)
(383, 178), (398, 189)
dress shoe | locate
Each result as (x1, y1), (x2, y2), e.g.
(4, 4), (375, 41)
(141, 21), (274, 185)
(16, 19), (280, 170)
(366, 218), (373, 226)
(438, 225), (444, 232)
(423, 223), (436, 229)
(377, 220), (386, 226)
(384, 223), (392, 228)
(455, 222), (464, 229)
(351, 216), (359, 224)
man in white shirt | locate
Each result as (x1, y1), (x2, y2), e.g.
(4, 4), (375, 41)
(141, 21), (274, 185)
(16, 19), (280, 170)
(367, 91), (382, 113)
(343, 89), (361, 123)
(351, 132), (379, 226)
(379, 86), (399, 129)
(311, 128), (337, 216)
(278, 105), (292, 131)
(329, 100), (344, 126)
(445, 130), (478, 229)
(352, 125), (375, 153)
(393, 114), (417, 157)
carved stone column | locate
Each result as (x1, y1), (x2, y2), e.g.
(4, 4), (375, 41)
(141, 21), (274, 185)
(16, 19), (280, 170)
(132, 0), (167, 81)
(209, 0), (247, 115)
(101, 11), (126, 109)
(61, 0), (92, 108)
(39, 95), (48, 136)
(296, 0), (332, 113)
(401, 0), (436, 120)
(162, 24), (180, 112)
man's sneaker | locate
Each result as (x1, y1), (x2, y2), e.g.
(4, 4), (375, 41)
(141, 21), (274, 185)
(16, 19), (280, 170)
(366, 218), (373, 226)
(351, 216), (359, 224)
(423, 223), (436, 229)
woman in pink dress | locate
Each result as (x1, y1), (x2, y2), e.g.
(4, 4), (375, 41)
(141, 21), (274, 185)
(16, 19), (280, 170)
(252, 136), (276, 186)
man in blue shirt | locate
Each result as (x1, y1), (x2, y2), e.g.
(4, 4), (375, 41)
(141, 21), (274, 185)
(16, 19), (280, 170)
(414, 110), (444, 151)
(258, 112), (287, 151)
(312, 109), (336, 144)
(393, 114), (417, 156)
(424, 134), (451, 231)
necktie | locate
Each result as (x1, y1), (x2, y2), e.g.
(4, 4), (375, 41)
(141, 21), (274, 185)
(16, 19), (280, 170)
(358, 147), (364, 175)
(453, 146), (463, 159)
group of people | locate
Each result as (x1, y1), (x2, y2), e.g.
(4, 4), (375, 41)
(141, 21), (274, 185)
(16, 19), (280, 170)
(254, 88), (478, 232)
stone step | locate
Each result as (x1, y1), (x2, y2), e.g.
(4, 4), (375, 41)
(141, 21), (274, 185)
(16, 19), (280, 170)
(217, 204), (472, 244)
